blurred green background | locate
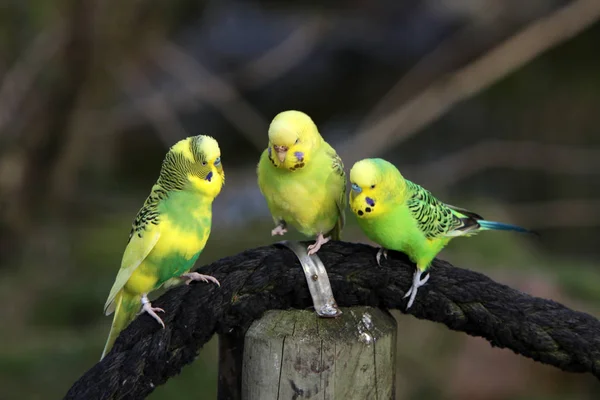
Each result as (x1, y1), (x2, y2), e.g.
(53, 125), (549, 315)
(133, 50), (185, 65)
(1, 0), (599, 399)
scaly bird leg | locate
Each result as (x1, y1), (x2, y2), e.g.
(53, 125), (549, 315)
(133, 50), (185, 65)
(271, 220), (287, 236)
(140, 294), (165, 328)
(181, 272), (220, 287)
(404, 269), (430, 310)
(307, 232), (331, 255)
(376, 247), (388, 266)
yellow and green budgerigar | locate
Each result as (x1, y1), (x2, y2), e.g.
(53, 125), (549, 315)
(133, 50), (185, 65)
(101, 135), (225, 360)
(257, 110), (346, 255)
(349, 158), (534, 309)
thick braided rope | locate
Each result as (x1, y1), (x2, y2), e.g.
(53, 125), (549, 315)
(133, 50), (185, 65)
(65, 241), (600, 400)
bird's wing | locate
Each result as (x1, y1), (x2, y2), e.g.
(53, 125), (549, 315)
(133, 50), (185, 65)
(103, 214), (161, 315)
(445, 203), (484, 220)
(405, 180), (478, 238)
(325, 146), (346, 240)
(256, 148), (284, 225)
(256, 149), (269, 197)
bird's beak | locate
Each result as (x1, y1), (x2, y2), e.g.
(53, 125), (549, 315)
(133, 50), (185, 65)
(274, 145), (288, 163)
(277, 151), (286, 163)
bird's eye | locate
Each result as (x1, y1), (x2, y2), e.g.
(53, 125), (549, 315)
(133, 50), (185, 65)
(370, 184), (376, 189)
(202, 161), (207, 166)
(351, 183), (362, 193)
(295, 138), (299, 144)
(214, 157), (221, 166)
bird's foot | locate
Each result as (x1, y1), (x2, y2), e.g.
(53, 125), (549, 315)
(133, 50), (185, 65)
(140, 295), (165, 328)
(271, 223), (287, 236)
(181, 272), (220, 287)
(376, 248), (388, 266)
(307, 233), (330, 255)
(403, 270), (430, 310)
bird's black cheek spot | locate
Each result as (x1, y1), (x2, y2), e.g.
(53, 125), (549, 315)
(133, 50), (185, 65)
(365, 207), (372, 213)
(358, 210), (364, 216)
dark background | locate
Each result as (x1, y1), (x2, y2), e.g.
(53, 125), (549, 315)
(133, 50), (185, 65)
(0, 0), (599, 399)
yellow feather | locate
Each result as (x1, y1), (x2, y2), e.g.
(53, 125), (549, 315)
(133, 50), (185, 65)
(151, 216), (210, 261)
(188, 173), (223, 199)
(104, 229), (160, 315)
(171, 139), (196, 162)
(349, 159), (406, 220)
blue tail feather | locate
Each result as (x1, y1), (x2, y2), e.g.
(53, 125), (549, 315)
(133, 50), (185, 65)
(478, 220), (537, 235)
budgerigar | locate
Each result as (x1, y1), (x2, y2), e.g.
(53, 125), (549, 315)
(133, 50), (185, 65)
(349, 158), (534, 309)
(257, 110), (346, 255)
(101, 135), (224, 359)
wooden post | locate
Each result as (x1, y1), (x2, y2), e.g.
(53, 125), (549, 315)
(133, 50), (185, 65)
(238, 307), (397, 400)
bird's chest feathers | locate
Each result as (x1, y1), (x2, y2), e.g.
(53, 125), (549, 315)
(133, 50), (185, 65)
(359, 206), (422, 252)
(154, 195), (212, 260)
(266, 169), (330, 221)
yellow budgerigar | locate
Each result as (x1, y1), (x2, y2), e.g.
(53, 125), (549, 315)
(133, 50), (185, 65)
(101, 135), (224, 359)
(257, 110), (346, 255)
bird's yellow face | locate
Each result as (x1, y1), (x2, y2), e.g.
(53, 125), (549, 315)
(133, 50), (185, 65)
(266, 110), (320, 171)
(349, 159), (389, 219)
(172, 135), (225, 199)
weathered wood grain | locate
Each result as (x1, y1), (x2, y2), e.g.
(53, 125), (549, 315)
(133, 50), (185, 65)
(241, 307), (397, 400)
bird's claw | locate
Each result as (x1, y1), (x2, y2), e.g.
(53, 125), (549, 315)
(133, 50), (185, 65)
(376, 248), (388, 266)
(271, 225), (287, 236)
(182, 272), (221, 287)
(141, 302), (166, 329)
(307, 233), (330, 255)
(404, 270), (430, 310)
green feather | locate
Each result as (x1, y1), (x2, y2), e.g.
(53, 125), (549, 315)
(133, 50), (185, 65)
(349, 158), (531, 272)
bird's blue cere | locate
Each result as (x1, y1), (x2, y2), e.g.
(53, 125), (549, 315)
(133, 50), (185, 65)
(205, 171), (213, 182)
(351, 183), (362, 193)
(214, 157), (221, 166)
(294, 151), (304, 162)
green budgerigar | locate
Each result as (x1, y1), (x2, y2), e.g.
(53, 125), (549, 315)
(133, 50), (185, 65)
(349, 158), (534, 309)
(257, 110), (346, 255)
(101, 135), (224, 359)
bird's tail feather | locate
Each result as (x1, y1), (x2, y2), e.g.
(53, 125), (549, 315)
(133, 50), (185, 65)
(101, 291), (140, 360)
(478, 220), (537, 235)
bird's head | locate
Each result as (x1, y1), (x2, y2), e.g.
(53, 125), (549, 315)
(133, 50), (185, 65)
(266, 110), (322, 171)
(349, 158), (406, 219)
(164, 135), (225, 199)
